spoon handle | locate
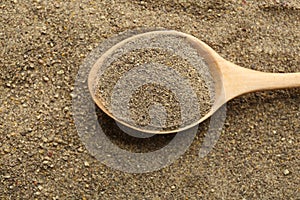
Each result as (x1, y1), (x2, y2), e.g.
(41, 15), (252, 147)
(221, 60), (300, 101)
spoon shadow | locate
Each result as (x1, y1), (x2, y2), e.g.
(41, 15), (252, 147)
(95, 105), (176, 153)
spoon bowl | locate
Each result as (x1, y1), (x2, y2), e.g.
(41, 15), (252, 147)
(88, 30), (300, 134)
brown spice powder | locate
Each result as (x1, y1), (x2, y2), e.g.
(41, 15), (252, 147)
(96, 48), (213, 131)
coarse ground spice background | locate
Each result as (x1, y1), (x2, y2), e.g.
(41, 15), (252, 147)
(0, 0), (299, 199)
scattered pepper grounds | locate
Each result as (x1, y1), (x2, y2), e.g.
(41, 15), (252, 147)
(1, 0), (299, 199)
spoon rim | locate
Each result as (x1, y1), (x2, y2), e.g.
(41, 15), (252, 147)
(88, 30), (225, 134)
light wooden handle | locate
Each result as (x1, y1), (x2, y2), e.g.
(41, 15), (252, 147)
(220, 60), (300, 101)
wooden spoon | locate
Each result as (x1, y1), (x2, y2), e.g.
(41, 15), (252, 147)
(88, 30), (300, 134)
